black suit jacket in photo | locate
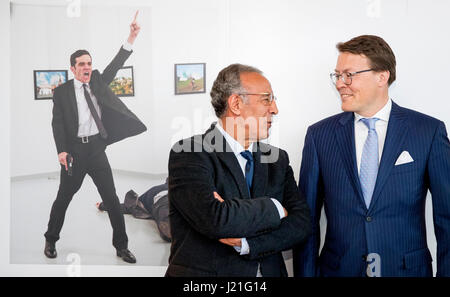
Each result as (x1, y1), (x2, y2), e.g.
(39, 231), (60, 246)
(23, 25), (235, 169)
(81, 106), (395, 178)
(166, 123), (311, 277)
(51, 46), (147, 154)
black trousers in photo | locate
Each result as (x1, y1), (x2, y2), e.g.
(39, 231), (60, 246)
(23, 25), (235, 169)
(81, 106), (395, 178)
(44, 137), (128, 250)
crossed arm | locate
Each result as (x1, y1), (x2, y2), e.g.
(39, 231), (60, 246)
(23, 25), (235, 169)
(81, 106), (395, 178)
(169, 150), (282, 239)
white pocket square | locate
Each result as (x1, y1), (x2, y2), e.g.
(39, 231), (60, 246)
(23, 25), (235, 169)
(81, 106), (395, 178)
(395, 151), (414, 166)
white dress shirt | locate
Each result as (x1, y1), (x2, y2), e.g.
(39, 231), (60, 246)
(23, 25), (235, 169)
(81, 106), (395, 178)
(354, 99), (392, 174)
(74, 79), (101, 137)
(74, 41), (133, 137)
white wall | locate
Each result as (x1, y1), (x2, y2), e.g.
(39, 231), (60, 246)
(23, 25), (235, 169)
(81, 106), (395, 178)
(11, 0), (450, 177)
(1, 0), (11, 276)
(8, 0), (450, 275)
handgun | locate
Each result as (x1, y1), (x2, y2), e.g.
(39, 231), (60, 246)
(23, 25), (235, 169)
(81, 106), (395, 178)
(66, 153), (73, 176)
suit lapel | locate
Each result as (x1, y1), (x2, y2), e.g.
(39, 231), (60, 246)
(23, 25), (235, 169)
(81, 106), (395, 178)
(206, 124), (251, 199)
(67, 80), (79, 127)
(252, 143), (268, 198)
(335, 112), (366, 208)
(369, 101), (409, 211)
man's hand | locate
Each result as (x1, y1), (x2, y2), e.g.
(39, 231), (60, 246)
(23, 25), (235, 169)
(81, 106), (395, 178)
(213, 191), (224, 202)
(219, 238), (242, 247)
(127, 10), (141, 45)
(58, 152), (68, 171)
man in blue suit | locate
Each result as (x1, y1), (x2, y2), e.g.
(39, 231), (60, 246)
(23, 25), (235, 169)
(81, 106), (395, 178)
(293, 35), (450, 277)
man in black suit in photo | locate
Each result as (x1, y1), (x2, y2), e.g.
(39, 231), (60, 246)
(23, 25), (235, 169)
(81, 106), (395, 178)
(44, 11), (147, 264)
(166, 64), (311, 276)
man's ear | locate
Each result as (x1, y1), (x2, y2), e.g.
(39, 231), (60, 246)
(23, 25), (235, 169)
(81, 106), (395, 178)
(227, 94), (242, 116)
(378, 70), (390, 87)
(70, 66), (76, 75)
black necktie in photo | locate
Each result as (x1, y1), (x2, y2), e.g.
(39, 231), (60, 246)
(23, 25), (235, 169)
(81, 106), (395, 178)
(83, 84), (108, 139)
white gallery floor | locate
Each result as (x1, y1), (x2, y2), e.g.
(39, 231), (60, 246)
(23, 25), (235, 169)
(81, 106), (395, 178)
(10, 171), (171, 269)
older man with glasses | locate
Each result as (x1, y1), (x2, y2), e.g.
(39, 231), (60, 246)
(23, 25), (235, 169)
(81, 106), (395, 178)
(293, 35), (450, 277)
(165, 63), (311, 277)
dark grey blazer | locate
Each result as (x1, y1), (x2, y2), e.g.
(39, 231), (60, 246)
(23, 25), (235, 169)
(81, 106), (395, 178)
(51, 47), (147, 154)
(166, 123), (311, 277)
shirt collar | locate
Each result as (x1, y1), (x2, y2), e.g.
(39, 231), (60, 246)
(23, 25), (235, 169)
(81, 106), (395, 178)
(215, 121), (254, 156)
(74, 78), (87, 90)
(354, 98), (392, 123)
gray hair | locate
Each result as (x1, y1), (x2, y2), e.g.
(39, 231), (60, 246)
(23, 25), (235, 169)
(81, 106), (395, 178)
(210, 63), (263, 118)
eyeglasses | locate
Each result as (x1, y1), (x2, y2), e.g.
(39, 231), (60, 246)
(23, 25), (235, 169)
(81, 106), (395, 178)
(238, 92), (277, 106)
(330, 69), (373, 85)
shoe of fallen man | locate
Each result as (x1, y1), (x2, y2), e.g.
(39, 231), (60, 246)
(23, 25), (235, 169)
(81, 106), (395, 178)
(116, 248), (137, 263)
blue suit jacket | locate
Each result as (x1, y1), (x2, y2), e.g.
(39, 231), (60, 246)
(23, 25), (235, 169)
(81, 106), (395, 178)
(293, 101), (450, 277)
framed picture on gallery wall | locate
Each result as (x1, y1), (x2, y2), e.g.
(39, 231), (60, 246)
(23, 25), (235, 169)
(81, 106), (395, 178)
(109, 66), (135, 97)
(174, 63), (206, 95)
(33, 70), (68, 100)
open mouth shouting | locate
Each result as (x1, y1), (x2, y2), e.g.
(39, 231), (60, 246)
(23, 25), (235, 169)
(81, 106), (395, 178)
(79, 70), (92, 83)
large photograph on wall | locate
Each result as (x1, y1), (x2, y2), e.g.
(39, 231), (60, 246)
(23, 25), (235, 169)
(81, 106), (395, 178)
(174, 63), (205, 95)
(12, 4), (172, 273)
(33, 70), (68, 100)
(109, 66), (135, 97)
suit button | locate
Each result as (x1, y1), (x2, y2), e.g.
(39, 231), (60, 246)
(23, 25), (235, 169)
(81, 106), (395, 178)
(366, 216), (372, 222)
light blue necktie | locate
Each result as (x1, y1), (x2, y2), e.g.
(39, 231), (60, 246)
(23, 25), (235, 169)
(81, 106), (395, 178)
(359, 118), (379, 208)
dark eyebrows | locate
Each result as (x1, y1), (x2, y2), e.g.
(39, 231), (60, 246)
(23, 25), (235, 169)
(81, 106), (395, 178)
(76, 61), (92, 66)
